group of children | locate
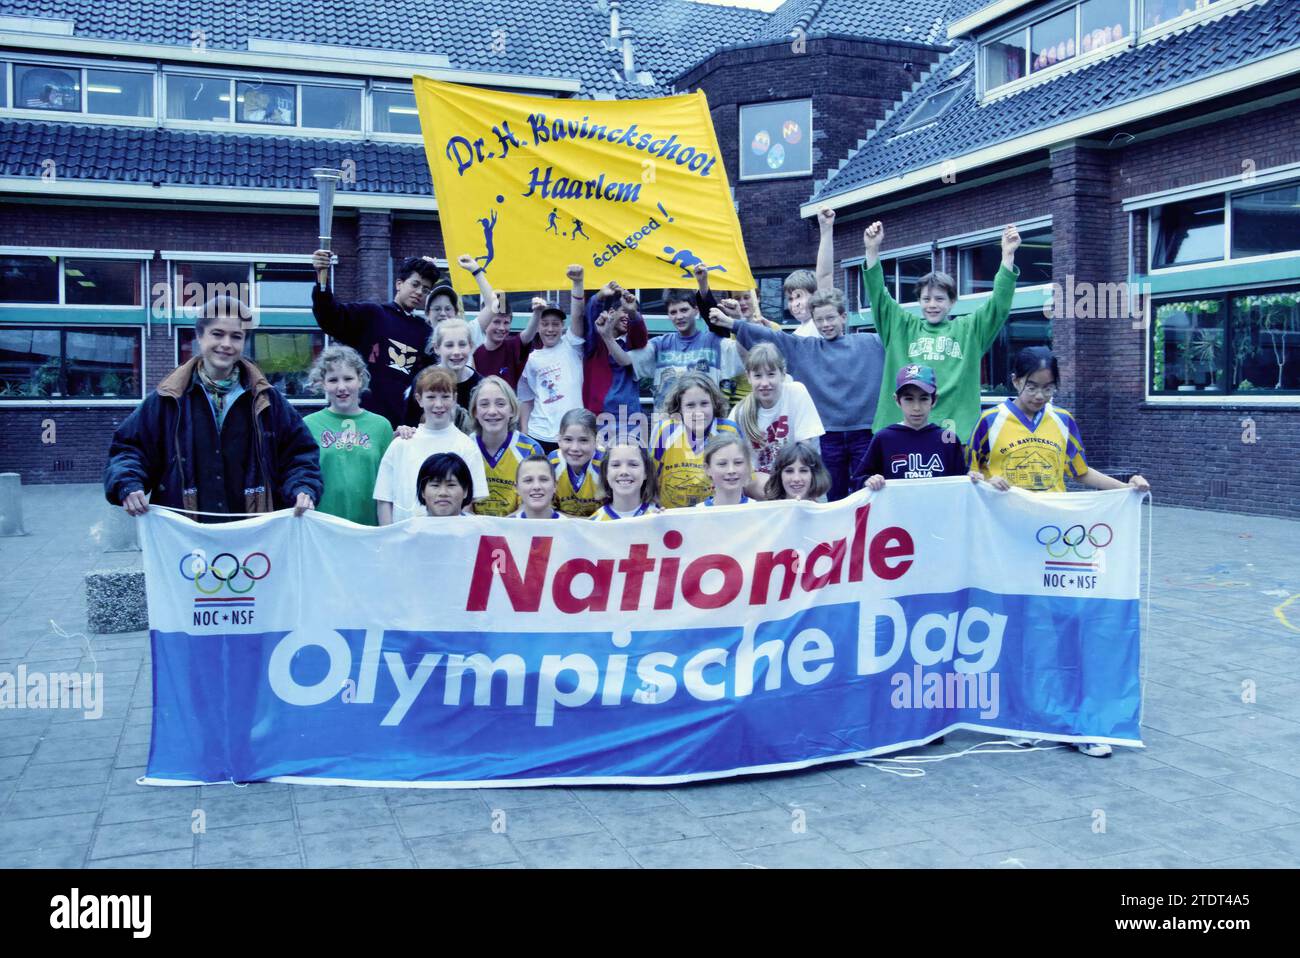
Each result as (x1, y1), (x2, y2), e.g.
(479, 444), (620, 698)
(306, 210), (1149, 533)
(304, 211), (1153, 758)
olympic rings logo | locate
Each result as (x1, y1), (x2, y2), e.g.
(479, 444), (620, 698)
(178, 551), (271, 594)
(1035, 523), (1112, 560)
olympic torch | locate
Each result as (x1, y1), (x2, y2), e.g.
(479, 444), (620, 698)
(311, 167), (343, 289)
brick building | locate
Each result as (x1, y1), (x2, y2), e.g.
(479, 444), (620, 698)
(1, 0), (1297, 515)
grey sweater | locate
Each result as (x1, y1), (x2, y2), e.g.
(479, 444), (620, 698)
(734, 322), (884, 432)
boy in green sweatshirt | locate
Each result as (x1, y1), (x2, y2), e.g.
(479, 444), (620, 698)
(863, 221), (1021, 444)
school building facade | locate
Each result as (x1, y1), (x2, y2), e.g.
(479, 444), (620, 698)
(1, 0), (1297, 516)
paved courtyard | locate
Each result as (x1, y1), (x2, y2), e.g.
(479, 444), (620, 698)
(2, 483), (1299, 869)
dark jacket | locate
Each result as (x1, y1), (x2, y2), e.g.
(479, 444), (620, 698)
(311, 286), (432, 429)
(103, 357), (323, 523)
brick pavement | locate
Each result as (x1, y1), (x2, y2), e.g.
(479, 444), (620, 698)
(2, 484), (1298, 868)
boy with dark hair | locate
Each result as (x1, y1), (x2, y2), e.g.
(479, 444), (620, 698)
(579, 280), (649, 439)
(863, 364), (972, 489)
(630, 289), (741, 411)
(310, 248), (441, 429)
(105, 296), (321, 523)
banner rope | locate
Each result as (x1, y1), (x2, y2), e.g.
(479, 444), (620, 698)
(151, 504), (286, 519)
(855, 740), (1067, 777)
(857, 491), (1152, 779)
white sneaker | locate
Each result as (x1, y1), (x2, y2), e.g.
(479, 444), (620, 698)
(1073, 742), (1112, 758)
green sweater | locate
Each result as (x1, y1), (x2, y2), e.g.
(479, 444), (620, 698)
(304, 408), (393, 525)
(866, 261), (1018, 443)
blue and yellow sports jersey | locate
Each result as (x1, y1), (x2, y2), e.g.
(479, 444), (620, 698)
(650, 417), (740, 510)
(695, 494), (751, 507)
(548, 447), (605, 518)
(473, 431), (542, 516)
(969, 400), (1088, 493)
(513, 509), (562, 518)
(590, 502), (653, 521)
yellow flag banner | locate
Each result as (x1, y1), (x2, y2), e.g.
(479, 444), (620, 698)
(413, 77), (755, 295)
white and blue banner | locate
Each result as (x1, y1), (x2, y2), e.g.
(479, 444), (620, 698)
(138, 478), (1144, 788)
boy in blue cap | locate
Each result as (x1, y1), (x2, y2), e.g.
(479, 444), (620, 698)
(864, 363), (972, 489)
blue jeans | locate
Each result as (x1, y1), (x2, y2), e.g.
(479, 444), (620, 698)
(822, 428), (873, 501)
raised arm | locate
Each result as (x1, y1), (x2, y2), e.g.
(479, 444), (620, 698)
(971, 224), (1022, 351)
(861, 222), (911, 344)
(816, 207), (836, 291)
(567, 264), (586, 339)
(597, 311), (633, 366)
(309, 249), (368, 348)
(456, 253), (496, 336)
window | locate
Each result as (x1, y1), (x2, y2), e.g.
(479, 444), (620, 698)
(981, 311), (1053, 395)
(1151, 196), (1225, 268)
(1081, 0), (1130, 52)
(254, 262), (317, 309)
(236, 81), (295, 126)
(1148, 180), (1300, 269)
(178, 328), (325, 399)
(1231, 184), (1300, 259)
(738, 100), (813, 180)
(1143, 0), (1222, 30)
(12, 63), (153, 117)
(14, 64), (79, 111)
(173, 262), (251, 312)
(63, 259), (143, 306)
(373, 89), (420, 135)
(1, 254), (145, 305)
(868, 252), (935, 304)
(301, 84), (362, 132)
(0, 255), (59, 303)
(1150, 286), (1300, 394)
(983, 0), (1131, 92)
(84, 69), (153, 117)
(983, 32), (1027, 89)
(895, 83), (969, 134)
(959, 226), (1053, 294)
(1031, 8), (1075, 74)
(0, 326), (142, 400)
(167, 74), (232, 122)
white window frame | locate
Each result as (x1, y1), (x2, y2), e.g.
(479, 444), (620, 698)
(940, 216), (1053, 296)
(0, 247), (152, 309)
(1144, 174), (1300, 273)
(1, 55), (157, 124)
(161, 66), (366, 138)
(0, 322), (147, 407)
(893, 82), (971, 137)
(978, 0), (1135, 101)
(159, 252), (320, 320)
(737, 98), (814, 182)
(1142, 277), (1300, 406)
(1136, 0), (1263, 46)
(368, 81), (424, 143)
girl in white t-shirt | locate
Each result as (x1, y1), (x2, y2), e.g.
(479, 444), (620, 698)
(730, 343), (825, 487)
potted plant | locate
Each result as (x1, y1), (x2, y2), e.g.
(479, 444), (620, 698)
(1187, 327), (1222, 389)
(32, 359), (61, 397)
(100, 372), (121, 397)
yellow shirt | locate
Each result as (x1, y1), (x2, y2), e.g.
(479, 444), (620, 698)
(473, 431), (543, 516)
(650, 417), (740, 510)
(549, 448), (605, 518)
(969, 400), (1089, 493)
(590, 502), (653, 521)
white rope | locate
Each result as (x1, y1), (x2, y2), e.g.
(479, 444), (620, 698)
(151, 504), (279, 519)
(856, 739), (1067, 777)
